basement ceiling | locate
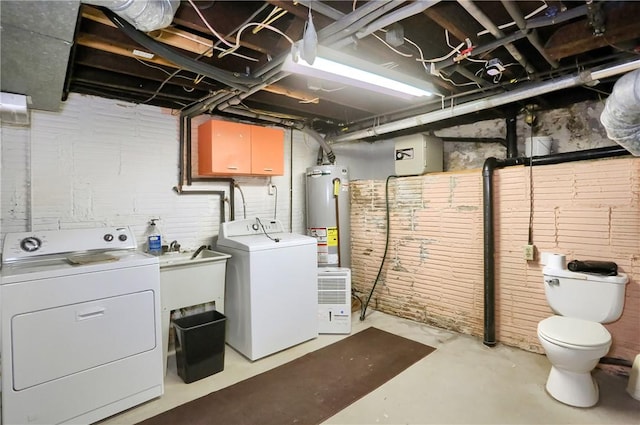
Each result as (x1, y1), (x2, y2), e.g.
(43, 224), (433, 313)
(3, 1), (640, 139)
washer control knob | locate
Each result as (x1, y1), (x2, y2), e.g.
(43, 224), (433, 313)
(104, 233), (114, 242)
(20, 237), (42, 252)
(251, 223), (259, 231)
(118, 234), (128, 242)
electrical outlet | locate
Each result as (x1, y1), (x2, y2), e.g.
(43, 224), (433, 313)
(268, 184), (276, 196)
(524, 244), (535, 261)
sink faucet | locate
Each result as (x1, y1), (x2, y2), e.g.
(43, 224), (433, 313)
(169, 240), (181, 252)
(191, 245), (207, 260)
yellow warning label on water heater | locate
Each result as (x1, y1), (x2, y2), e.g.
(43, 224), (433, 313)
(327, 227), (338, 246)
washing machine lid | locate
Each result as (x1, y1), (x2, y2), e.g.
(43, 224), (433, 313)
(216, 232), (316, 252)
(538, 316), (611, 347)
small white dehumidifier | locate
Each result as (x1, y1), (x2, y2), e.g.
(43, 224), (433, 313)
(317, 267), (351, 334)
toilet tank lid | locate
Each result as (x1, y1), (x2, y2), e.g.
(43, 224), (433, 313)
(538, 316), (611, 347)
(543, 266), (628, 284)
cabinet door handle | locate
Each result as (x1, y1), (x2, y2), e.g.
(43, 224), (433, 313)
(227, 166), (238, 170)
(263, 168), (273, 171)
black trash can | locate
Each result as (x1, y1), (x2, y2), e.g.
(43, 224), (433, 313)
(173, 310), (226, 384)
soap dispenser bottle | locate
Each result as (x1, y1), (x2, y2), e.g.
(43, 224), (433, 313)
(146, 218), (162, 256)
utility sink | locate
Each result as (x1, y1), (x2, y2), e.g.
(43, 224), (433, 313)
(158, 249), (230, 268)
(158, 249), (231, 375)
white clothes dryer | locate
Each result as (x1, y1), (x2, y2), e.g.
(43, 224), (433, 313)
(0, 227), (163, 425)
(216, 218), (318, 361)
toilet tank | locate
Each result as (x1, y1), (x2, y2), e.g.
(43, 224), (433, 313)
(543, 266), (629, 323)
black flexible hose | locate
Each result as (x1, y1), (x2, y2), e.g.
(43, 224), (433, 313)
(360, 175), (398, 321)
(101, 7), (261, 91)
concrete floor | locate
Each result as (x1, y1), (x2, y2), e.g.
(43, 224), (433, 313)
(101, 310), (640, 424)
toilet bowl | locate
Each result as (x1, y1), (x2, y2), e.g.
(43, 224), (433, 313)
(537, 253), (628, 408)
(537, 316), (611, 407)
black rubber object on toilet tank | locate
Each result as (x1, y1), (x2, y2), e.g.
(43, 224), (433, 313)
(568, 260), (618, 276)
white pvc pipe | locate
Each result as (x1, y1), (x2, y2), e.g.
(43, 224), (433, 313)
(330, 58), (640, 143)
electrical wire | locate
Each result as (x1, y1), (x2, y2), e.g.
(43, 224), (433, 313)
(256, 217), (280, 242)
(133, 57), (215, 85)
(218, 22), (295, 58)
(252, 5), (287, 34)
(477, 1), (549, 37)
(141, 68), (182, 104)
(186, 0), (235, 49)
(371, 32), (413, 57)
(439, 73), (481, 88)
(186, 0), (267, 62)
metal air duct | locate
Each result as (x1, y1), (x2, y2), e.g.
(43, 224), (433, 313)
(600, 69), (640, 156)
(82, 0), (179, 32)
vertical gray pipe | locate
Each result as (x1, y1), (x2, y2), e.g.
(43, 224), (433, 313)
(506, 108), (518, 158)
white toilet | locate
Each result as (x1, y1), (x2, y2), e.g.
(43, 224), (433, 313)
(537, 253), (629, 407)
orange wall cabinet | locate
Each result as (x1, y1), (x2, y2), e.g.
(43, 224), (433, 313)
(250, 126), (284, 175)
(198, 120), (251, 175)
(198, 120), (284, 176)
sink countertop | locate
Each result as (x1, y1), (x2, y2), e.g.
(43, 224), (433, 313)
(158, 250), (231, 268)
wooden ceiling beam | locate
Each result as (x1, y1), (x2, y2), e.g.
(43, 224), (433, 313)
(76, 33), (179, 67)
(545, 2), (640, 60)
(73, 47), (218, 92)
(76, 32), (316, 104)
(423, 3), (481, 47)
(71, 66), (207, 102)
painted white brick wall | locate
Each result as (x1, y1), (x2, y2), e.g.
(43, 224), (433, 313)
(0, 124), (31, 235)
(0, 94), (318, 252)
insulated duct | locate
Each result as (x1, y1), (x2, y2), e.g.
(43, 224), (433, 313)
(301, 127), (336, 164)
(82, 0), (180, 32)
(600, 69), (640, 156)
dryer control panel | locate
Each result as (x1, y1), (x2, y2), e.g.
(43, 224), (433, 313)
(2, 227), (137, 263)
(219, 218), (284, 238)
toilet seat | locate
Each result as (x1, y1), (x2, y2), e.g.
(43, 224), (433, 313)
(538, 316), (611, 348)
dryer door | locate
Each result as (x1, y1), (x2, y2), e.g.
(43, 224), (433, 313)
(11, 290), (156, 390)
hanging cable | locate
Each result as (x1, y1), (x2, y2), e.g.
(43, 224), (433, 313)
(256, 217), (280, 242)
(252, 5), (287, 34)
(218, 22), (295, 58)
(186, 0), (235, 48)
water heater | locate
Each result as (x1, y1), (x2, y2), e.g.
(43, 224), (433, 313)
(306, 165), (350, 267)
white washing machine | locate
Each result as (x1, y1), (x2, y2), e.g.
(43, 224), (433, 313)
(216, 218), (318, 361)
(0, 227), (163, 425)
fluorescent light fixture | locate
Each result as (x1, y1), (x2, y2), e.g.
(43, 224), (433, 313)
(282, 45), (438, 100)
